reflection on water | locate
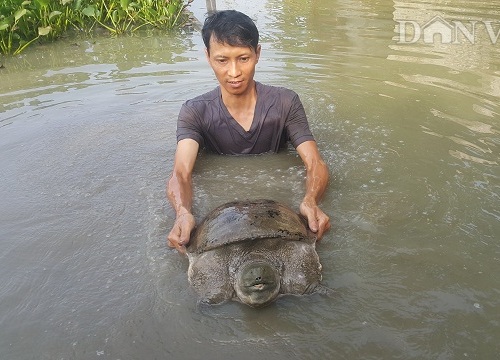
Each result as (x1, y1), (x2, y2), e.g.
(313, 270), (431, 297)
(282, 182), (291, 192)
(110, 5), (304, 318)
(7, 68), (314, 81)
(1, 0), (499, 358)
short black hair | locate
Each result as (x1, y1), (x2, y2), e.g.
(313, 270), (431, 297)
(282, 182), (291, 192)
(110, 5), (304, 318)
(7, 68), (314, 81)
(202, 10), (259, 53)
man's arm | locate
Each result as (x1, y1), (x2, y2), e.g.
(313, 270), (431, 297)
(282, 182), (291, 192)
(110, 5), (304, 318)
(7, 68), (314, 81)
(296, 140), (331, 240)
(166, 138), (199, 253)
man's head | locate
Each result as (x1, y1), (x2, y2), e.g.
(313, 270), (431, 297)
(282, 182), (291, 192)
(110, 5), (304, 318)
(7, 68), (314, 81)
(202, 10), (259, 55)
(202, 10), (261, 97)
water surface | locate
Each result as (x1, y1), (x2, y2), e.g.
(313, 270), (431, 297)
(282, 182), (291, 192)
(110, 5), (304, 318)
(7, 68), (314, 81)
(1, 0), (499, 359)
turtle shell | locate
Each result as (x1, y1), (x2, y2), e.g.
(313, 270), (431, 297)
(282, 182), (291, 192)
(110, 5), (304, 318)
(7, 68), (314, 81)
(187, 199), (314, 254)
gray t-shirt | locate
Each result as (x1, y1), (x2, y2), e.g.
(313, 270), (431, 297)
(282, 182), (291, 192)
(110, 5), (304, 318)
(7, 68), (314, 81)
(176, 82), (314, 154)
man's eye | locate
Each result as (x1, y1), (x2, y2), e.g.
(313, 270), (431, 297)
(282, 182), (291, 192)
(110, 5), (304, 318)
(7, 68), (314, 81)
(217, 59), (228, 64)
(240, 57), (249, 62)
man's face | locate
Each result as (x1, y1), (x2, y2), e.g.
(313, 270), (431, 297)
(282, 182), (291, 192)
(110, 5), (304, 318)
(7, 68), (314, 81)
(205, 37), (261, 97)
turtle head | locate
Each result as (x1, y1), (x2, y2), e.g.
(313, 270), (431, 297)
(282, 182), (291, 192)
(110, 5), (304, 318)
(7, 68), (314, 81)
(235, 260), (281, 308)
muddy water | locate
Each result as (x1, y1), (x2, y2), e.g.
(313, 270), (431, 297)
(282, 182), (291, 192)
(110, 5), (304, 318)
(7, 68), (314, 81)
(1, 0), (499, 358)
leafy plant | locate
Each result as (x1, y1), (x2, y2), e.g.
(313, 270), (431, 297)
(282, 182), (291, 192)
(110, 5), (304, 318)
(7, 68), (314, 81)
(0, 0), (191, 55)
(0, 1), (52, 55)
(82, 0), (141, 34)
(137, 0), (190, 29)
(81, 0), (191, 34)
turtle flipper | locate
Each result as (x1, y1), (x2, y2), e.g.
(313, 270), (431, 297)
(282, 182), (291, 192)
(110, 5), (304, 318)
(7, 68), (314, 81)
(303, 283), (336, 298)
(187, 252), (233, 304)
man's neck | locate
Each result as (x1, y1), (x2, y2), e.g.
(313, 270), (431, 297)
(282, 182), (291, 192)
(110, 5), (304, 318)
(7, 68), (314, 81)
(220, 81), (257, 131)
(220, 80), (257, 111)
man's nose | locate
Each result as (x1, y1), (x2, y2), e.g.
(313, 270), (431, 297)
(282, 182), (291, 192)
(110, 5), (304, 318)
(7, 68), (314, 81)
(228, 61), (241, 77)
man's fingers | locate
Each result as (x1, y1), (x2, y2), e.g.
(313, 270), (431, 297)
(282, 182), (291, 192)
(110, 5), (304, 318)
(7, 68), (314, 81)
(167, 213), (195, 253)
(316, 217), (330, 240)
(304, 206), (331, 240)
(307, 214), (319, 233)
(167, 236), (187, 254)
(178, 223), (191, 245)
(167, 226), (180, 247)
(175, 244), (187, 254)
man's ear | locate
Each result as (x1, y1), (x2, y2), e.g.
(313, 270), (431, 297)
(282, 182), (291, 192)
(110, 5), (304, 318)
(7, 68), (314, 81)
(205, 48), (210, 62)
(255, 44), (262, 62)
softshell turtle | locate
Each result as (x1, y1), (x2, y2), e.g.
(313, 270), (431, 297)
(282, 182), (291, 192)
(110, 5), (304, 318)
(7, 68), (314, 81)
(186, 199), (328, 307)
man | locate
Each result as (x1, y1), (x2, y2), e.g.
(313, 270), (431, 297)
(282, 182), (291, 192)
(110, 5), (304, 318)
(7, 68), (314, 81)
(167, 10), (330, 253)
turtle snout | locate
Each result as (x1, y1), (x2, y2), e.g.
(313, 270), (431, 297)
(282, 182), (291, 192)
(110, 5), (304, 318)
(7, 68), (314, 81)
(253, 276), (263, 285)
(252, 277), (265, 290)
(235, 261), (281, 308)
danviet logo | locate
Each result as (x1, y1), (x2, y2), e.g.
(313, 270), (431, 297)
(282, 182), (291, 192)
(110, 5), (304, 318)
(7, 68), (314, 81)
(396, 16), (500, 44)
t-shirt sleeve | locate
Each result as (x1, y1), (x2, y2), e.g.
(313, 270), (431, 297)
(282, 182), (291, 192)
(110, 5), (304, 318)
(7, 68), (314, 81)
(286, 92), (315, 148)
(176, 102), (204, 146)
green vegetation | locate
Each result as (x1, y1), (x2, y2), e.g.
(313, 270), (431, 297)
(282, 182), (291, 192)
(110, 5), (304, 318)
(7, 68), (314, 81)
(0, 0), (191, 55)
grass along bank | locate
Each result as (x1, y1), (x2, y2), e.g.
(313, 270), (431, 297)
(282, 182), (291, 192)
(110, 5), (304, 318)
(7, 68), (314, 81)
(0, 0), (192, 55)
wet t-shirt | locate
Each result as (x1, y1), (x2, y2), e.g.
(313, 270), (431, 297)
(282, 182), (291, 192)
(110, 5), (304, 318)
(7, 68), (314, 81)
(176, 82), (314, 154)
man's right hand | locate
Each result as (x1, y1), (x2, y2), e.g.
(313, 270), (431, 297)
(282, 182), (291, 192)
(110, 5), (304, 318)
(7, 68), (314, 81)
(167, 213), (196, 254)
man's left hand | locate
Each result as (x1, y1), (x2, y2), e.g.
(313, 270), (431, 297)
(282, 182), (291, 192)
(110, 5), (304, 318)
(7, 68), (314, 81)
(300, 200), (331, 240)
